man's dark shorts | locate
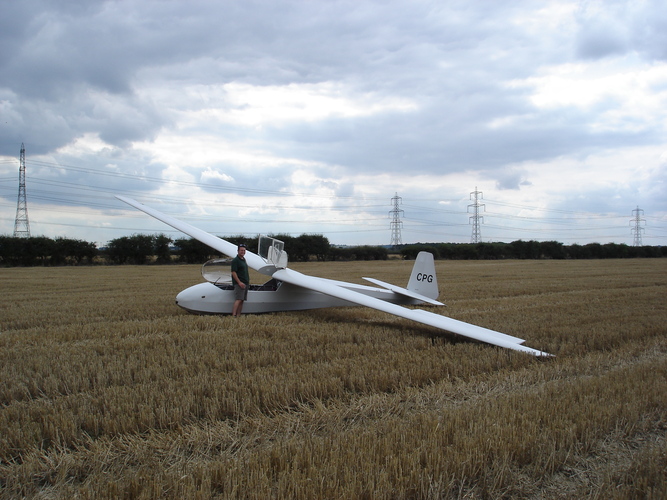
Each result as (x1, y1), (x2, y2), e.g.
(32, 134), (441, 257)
(234, 284), (248, 301)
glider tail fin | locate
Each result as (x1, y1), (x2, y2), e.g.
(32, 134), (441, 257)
(407, 251), (439, 301)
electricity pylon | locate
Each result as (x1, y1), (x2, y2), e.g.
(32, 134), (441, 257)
(389, 192), (404, 248)
(630, 206), (645, 247)
(468, 187), (484, 243)
(13, 143), (31, 238)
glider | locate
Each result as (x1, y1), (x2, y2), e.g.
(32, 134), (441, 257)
(116, 195), (551, 356)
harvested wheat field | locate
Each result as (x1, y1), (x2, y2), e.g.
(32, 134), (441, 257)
(1, 259), (666, 499)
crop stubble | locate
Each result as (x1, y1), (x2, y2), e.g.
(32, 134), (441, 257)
(0, 259), (665, 498)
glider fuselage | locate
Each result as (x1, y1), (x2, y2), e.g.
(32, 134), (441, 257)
(175, 279), (423, 314)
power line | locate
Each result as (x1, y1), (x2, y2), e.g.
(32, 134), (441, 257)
(24, 159), (388, 201)
(2, 155), (664, 244)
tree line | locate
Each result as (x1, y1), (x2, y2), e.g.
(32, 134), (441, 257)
(0, 234), (388, 267)
(400, 241), (667, 260)
(0, 236), (97, 266)
(1, 234), (664, 267)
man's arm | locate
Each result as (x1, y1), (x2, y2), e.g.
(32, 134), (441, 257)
(231, 270), (246, 288)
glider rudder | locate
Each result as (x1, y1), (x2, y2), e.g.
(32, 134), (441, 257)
(407, 251), (439, 300)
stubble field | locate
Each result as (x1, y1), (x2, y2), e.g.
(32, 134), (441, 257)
(0, 259), (666, 499)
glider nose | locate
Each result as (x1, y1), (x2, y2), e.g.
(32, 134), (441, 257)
(175, 286), (201, 311)
(175, 282), (226, 313)
(176, 283), (216, 312)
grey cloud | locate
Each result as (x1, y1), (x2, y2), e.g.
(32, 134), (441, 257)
(575, 20), (629, 60)
(199, 166), (293, 197)
(493, 169), (532, 191)
(575, 0), (667, 62)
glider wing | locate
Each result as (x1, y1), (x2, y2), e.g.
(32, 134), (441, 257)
(116, 196), (274, 275)
(273, 267), (551, 356)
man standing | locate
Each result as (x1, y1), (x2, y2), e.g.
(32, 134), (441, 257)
(231, 243), (250, 316)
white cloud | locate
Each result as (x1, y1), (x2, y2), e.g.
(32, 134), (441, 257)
(516, 58), (665, 106)
(218, 82), (417, 127)
(506, 56), (667, 136)
(200, 168), (234, 184)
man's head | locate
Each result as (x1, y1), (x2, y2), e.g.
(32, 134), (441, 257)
(237, 243), (247, 257)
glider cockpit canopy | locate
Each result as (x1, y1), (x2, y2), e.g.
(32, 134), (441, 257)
(201, 258), (234, 284)
(258, 235), (288, 269)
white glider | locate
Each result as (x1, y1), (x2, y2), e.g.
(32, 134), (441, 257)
(116, 195), (551, 356)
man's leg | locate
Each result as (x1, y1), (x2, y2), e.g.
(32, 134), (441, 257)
(232, 299), (242, 316)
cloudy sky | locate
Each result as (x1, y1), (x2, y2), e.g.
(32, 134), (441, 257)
(1, 0), (665, 248)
